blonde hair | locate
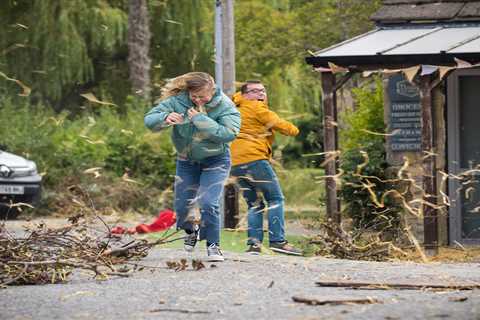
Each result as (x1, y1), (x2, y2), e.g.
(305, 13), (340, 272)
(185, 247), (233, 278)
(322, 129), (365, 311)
(160, 72), (215, 100)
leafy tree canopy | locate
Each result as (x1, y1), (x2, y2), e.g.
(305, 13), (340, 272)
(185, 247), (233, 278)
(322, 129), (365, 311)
(0, 0), (381, 114)
(0, 0), (127, 109)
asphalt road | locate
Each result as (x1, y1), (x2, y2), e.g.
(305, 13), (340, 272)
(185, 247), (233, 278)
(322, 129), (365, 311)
(2, 244), (480, 320)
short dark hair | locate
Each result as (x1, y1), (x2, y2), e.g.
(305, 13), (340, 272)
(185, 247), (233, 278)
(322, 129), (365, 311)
(240, 79), (263, 94)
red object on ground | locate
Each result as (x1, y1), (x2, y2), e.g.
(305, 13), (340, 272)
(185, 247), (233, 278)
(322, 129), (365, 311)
(110, 209), (176, 235)
(110, 226), (127, 234)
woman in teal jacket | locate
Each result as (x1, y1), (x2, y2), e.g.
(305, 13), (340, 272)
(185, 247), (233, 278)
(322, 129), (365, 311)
(145, 72), (240, 262)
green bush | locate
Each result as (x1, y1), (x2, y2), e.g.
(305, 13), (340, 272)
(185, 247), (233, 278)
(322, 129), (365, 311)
(281, 111), (324, 168)
(339, 78), (402, 231)
(0, 97), (175, 214)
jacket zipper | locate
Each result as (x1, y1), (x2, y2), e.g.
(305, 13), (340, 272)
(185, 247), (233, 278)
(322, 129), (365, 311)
(185, 106), (194, 159)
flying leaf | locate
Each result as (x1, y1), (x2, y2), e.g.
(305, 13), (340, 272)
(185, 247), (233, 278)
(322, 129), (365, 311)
(83, 167), (102, 178)
(80, 93), (116, 106)
(122, 173), (142, 185)
(0, 71), (31, 96)
(164, 19), (182, 25)
(78, 135), (105, 145)
(121, 129), (134, 135)
(328, 62), (349, 74)
(13, 23), (28, 29)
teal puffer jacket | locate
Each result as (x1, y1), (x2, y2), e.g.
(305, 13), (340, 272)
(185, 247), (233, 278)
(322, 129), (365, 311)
(144, 87), (241, 161)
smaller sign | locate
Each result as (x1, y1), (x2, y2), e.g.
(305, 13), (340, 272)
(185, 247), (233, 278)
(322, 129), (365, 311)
(388, 74), (422, 152)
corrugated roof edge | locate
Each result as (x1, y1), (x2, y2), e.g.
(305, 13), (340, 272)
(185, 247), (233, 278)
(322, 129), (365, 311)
(305, 52), (480, 69)
(311, 29), (381, 56)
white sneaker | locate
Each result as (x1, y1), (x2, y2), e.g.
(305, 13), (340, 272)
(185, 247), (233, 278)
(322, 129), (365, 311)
(184, 226), (199, 252)
(207, 243), (224, 262)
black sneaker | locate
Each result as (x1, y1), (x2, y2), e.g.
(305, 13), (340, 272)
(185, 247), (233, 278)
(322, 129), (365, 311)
(184, 226), (199, 252)
(269, 241), (303, 256)
(246, 243), (262, 255)
(207, 243), (224, 262)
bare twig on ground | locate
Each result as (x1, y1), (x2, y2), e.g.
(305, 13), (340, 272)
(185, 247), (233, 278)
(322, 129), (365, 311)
(150, 308), (210, 314)
(316, 280), (480, 291)
(309, 221), (396, 261)
(0, 216), (179, 286)
(292, 296), (382, 306)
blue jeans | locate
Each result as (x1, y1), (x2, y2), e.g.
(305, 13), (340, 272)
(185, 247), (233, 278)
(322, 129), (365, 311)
(174, 152), (231, 246)
(230, 160), (285, 245)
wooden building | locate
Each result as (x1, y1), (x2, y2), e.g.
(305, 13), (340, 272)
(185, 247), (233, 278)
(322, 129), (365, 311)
(305, 0), (480, 248)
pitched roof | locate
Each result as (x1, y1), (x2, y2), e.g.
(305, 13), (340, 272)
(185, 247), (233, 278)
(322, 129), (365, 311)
(304, 0), (480, 69)
(372, 0), (480, 24)
(305, 23), (480, 69)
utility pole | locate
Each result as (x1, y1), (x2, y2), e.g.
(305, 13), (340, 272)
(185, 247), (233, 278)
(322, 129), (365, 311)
(214, 0), (235, 96)
(222, 0), (235, 96)
(214, 0), (223, 90)
(215, 0), (238, 229)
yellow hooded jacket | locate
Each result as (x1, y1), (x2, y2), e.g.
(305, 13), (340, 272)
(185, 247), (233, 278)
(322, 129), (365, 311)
(230, 92), (299, 166)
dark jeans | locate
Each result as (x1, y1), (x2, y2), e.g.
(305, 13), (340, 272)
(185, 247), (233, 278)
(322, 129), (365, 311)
(231, 160), (285, 245)
(174, 152), (231, 246)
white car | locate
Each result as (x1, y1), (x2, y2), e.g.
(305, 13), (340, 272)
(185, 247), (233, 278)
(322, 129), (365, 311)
(0, 149), (42, 219)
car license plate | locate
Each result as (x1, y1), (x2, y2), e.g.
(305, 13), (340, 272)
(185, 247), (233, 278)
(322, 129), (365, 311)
(0, 185), (24, 195)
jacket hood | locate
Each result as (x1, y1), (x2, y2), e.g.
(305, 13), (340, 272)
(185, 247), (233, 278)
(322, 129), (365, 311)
(176, 86), (224, 110)
(232, 92), (244, 105)
(232, 92), (268, 109)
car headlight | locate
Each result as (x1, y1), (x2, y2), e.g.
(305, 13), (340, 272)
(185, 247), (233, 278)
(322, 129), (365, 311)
(27, 161), (38, 175)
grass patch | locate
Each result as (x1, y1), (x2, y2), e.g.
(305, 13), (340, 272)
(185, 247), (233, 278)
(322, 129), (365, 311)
(276, 167), (325, 209)
(149, 229), (307, 254)
(284, 209), (323, 221)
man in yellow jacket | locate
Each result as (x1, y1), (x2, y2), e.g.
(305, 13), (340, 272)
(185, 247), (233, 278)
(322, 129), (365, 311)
(230, 80), (302, 255)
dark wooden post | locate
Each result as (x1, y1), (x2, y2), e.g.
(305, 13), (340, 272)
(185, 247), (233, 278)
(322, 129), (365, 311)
(419, 75), (438, 253)
(321, 72), (340, 223)
(223, 183), (239, 228)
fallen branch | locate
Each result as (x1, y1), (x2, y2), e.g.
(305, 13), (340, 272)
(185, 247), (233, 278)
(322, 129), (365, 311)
(292, 296), (381, 306)
(0, 216), (179, 286)
(309, 221), (395, 261)
(150, 308), (210, 314)
(316, 280), (480, 291)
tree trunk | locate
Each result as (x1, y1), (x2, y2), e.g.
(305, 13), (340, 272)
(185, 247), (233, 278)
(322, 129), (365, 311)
(128, 0), (151, 99)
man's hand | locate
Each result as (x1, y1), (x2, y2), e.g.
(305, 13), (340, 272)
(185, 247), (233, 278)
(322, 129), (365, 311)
(165, 112), (184, 125)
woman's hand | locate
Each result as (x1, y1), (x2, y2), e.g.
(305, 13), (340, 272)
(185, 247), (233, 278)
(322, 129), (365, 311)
(165, 112), (184, 125)
(187, 107), (201, 120)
